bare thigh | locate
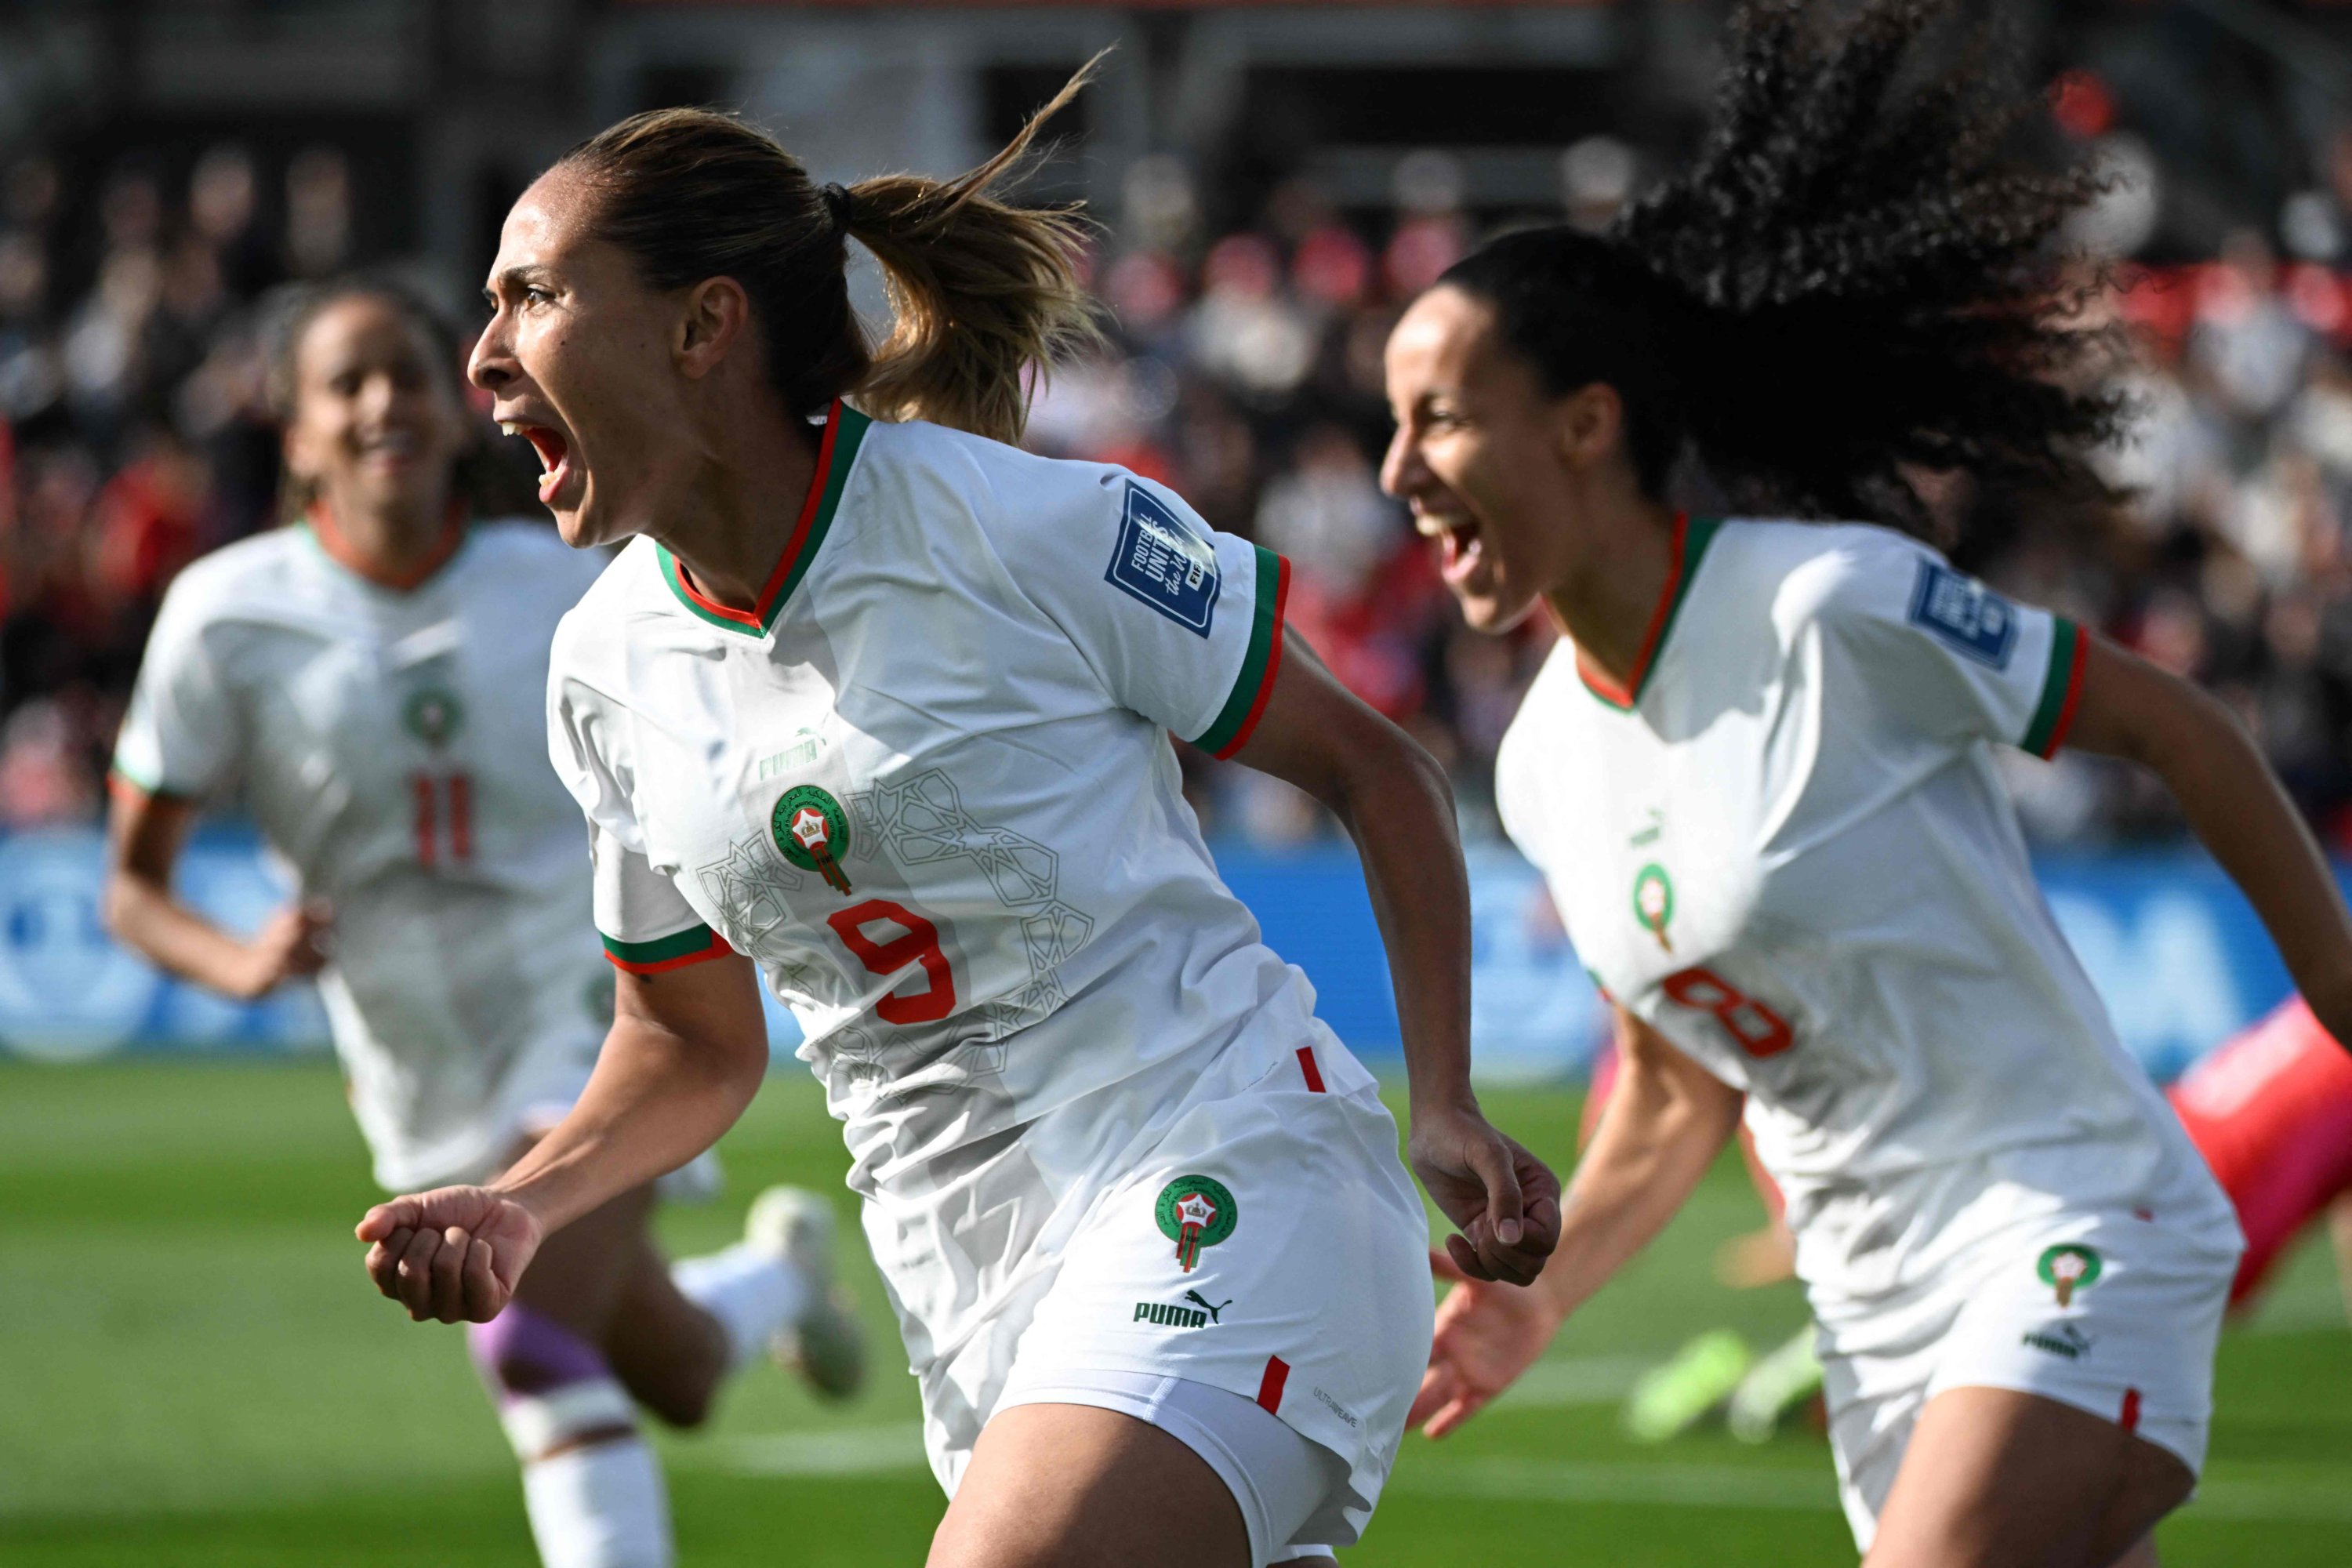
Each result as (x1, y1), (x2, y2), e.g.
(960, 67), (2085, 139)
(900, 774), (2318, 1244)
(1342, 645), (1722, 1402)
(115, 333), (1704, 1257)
(926, 1403), (1250, 1568)
(511, 1177), (657, 1334)
(1865, 1386), (2194, 1568)
(499, 1141), (728, 1428)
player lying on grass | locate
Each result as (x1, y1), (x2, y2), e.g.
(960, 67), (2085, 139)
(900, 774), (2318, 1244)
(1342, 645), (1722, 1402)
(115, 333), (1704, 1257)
(1381, 3), (2352, 1564)
(104, 278), (862, 1568)
(350, 65), (1562, 1568)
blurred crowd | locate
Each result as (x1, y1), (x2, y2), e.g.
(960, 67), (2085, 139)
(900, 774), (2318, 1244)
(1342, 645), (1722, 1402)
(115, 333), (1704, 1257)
(0, 143), (358, 826)
(16, 126), (2352, 851)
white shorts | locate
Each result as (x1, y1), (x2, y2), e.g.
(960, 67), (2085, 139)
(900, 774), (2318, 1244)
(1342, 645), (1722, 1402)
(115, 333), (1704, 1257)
(909, 1043), (1434, 1553)
(1000, 1370), (1341, 1566)
(1818, 1209), (2238, 1551)
(322, 880), (620, 1192)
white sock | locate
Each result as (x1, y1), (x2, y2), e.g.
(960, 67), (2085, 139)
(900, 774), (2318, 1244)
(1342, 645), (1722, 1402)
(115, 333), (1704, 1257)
(672, 1243), (809, 1372)
(521, 1435), (673, 1568)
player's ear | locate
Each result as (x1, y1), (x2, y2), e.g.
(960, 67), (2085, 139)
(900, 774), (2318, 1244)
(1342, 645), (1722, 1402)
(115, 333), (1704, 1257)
(1554, 383), (1625, 472)
(675, 277), (750, 381)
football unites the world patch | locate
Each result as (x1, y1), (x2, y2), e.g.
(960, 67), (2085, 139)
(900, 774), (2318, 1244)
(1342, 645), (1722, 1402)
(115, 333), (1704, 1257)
(2037, 1243), (2103, 1307)
(1156, 1174), (1238, 1272)
(1908, 558), (2020, 669)
(771, 784), (855, 896)
(1105, 480), (1221, 637)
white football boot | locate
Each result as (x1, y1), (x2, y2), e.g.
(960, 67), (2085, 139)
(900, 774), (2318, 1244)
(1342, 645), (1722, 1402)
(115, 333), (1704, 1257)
(746, 1185), (867, 1401)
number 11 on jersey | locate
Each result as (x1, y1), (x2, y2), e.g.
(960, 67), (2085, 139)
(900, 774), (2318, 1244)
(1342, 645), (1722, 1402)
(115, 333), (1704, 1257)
(410, 771), (474, 868)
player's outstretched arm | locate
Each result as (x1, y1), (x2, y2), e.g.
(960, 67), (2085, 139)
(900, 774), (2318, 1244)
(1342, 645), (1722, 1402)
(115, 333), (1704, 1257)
(354, 953), (770, 1323)
(1411, 1008), (1740, 1439)
(2065, 634), (2352, 1051)
(103, 782), (330, 1001)
(1229, 627), (1563, 1287)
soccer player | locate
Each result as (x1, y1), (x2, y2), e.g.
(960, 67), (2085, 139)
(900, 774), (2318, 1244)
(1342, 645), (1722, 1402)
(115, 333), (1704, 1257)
(2169, 996), (2352, 1319)
(104, 279), (862, 1568)
(1381, 4), (2352, 1564)
(348, 73), (1560, 1568)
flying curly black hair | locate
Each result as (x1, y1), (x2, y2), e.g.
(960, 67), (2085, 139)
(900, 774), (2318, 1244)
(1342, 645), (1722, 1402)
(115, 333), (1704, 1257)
(1439, 0), (2125, 537)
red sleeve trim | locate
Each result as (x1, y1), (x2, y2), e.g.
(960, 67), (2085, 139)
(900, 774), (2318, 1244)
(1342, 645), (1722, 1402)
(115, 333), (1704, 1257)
(2038, 627), (2090, 760)
(1210, 555), (1291, 760)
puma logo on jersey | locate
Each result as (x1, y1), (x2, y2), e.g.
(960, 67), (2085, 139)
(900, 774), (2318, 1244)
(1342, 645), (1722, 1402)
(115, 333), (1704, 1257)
(1106, 481), (1221, 636)
(757, 732), (823, 779)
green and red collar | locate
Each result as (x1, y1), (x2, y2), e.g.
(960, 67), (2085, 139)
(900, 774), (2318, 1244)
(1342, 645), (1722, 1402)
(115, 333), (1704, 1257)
(1575, 513), (1722, 710)
(659, 401), (873, 637)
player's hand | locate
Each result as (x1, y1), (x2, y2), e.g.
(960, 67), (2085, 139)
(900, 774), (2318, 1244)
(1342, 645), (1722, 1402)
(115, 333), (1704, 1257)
(356, 1186), (541, 1323)
(230, 902), (332, 1000)
(1406, 1102), (1562, 1286)
(1410, 1247), (1563, 1439)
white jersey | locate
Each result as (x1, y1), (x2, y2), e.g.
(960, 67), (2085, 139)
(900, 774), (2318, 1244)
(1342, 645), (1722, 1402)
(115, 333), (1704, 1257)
(548, 405), (1425, 1504)
(114, 519), (612, 1188)
(1497, 517), (2240, 1312)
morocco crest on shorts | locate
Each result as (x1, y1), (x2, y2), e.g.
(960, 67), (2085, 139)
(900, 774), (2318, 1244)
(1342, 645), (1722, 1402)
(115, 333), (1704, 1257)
(1156, 1174), (1238, 1273)
(2037, 1243), (2103, 1308)
(771, 785), (855, 895)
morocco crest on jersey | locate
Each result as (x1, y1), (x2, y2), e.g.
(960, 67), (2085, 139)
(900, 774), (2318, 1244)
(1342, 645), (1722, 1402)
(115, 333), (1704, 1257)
(1156, 1174), (1238, 1272)
(771, 784), (855, 896)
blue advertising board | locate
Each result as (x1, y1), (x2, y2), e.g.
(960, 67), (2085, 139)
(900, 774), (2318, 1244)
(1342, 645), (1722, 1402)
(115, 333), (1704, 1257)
(0, 826), (2305, 1083)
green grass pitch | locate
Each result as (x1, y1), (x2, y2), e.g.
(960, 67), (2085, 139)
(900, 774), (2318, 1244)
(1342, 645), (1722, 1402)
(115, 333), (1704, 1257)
(2, 1058), (2347, 1566)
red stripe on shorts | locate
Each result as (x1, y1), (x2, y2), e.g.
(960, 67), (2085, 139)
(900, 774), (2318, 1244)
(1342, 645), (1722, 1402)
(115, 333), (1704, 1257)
(1296, 1046), (1326, 1093)
(1256, 1356), (1290, 1414)
(2120, 1388), (2142, 1434)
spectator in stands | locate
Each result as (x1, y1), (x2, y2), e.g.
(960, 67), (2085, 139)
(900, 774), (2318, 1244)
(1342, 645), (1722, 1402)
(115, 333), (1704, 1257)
(22, 103), (2352, 854)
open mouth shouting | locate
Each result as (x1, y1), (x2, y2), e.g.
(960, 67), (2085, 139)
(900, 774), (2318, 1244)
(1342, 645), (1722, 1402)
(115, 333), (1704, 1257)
(499, 418), (575, 507)
(1413, 506), (1488, 592)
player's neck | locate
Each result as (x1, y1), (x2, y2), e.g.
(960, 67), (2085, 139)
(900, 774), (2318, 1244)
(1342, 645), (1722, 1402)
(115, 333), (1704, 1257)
(1543, 495), (1681, 686)
(655, 403), (822, 615)
(307, 490), (465, 592)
